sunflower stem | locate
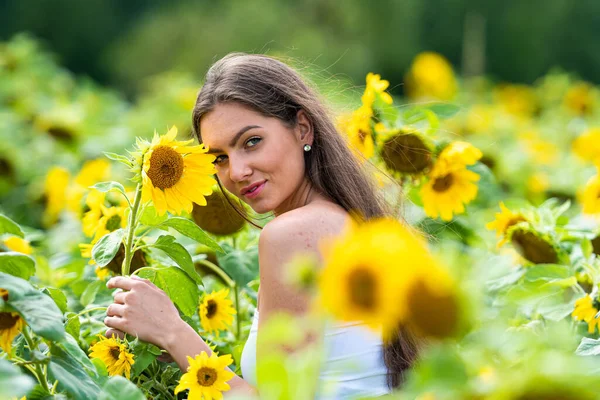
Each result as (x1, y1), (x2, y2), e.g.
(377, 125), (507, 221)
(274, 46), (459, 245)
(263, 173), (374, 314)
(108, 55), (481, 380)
(233, 284), (241, 340)
(22, 327), (50, 393)
(75, 306), (107, 318)
(196, 260), (234, 288)
(123, 183), (143, 276)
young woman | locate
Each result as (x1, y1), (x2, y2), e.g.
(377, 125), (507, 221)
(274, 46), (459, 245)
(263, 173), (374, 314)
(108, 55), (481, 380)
(104, 53), (418, 398)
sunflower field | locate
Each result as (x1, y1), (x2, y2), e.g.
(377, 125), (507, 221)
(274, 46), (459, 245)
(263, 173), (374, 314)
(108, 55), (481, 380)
(2, 33), (600, 400)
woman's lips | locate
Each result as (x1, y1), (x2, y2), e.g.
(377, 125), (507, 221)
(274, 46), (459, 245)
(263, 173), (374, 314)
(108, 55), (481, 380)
(243, 181), (266, 199)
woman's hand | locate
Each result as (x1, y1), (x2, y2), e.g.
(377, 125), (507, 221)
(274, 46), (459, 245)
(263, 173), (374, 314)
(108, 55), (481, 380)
(104, 276), (183, 350)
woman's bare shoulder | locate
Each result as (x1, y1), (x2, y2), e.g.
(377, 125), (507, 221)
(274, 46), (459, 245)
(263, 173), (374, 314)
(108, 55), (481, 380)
(259, 201), (349, 253)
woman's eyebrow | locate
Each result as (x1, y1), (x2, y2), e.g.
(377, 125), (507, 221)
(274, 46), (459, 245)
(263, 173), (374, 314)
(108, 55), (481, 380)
(206, 125), (262, 154)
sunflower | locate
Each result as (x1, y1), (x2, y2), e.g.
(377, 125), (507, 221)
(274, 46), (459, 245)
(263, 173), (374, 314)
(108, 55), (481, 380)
(404, 52), (457, 101)
(581, 173), (600, 215)
(572, 295), (600, 334)
(42, 166), (70, 227)
(436, 141), (483, 169)
(66, 159), (111, 214)
(79, 243), (146, 278)
(573, 128), (600, 164)
(379, 128), (433, 176)
(507, 226), (559, 265)
(319, 218), (438, 334)
(420, 163), (480, 222)
(199, 289), (236, 334)
(404, 266), (460, 339)
(494, 84), (537, 118)
(174, 351), (236, 400)
(136, 126), (217, 216)
(0, 288), (26, 354)
(338, 105), (375, 159)
(191, 190), (245, 236)
(88, 335), (135, 379)
(362, 72), (393, 108)
(564, 82), (596, 116)
(486, 202), (527, 247)
(2, 236), (33, 254)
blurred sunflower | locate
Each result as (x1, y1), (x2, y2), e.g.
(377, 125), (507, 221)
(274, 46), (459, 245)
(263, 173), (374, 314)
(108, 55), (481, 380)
(405, 52), (457, 100)
(573, 128), (600, 164)
(319, 218), (438, 334)
(88, 335), (135, 379)
(135, 126), (217, 216)
(191, 189), (245, 236)
(564, 82), (596, 116)
(572, 295), (600, 334)
(66, 158), (111, 215)
(2, 236), (32, 254)
(362, 72), (393, 108)
(0, 288), (25, 354)
(199, 289), (236, 334)
(494, 84), (537, 119)
(378, 127), (433, 177)
(486, 202), (527, 247)
(174, 351), (235, 400)
(435, 141), (483, 169)
(507, 225), (559, 265)
(338, 105), (375, 159)
(519, 130), (559, 166)
(581, 173), (600, 215)
(42, 166), (70, 227)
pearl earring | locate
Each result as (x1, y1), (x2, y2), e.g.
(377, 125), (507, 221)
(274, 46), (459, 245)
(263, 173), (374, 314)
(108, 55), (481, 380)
(303, 144), (312, 152)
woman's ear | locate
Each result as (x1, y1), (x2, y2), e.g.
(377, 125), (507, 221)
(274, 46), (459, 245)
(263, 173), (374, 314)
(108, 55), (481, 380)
(296, 109), (314, 146)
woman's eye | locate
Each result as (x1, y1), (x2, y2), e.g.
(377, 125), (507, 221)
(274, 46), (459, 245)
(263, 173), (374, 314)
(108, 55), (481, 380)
(213, 155), (228, 165)
(246, 137), (262, 148)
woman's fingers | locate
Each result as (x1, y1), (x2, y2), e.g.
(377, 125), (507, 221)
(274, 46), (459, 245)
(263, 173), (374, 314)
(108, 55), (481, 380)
(113, 291), (127, 304)
(107, 303), (126, 317)
(131, 275), (158, 289)
(107, 276), (139, 291)
(105, 315), (135, 336)
(105, 328), (125, 340)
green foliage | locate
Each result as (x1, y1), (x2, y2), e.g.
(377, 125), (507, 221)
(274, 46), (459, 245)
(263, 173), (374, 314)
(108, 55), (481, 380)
(150, 234), (202, 285)
(0, 358), (36, 399)
(0, 252), (36, 280)
(92, 229), (124, 268)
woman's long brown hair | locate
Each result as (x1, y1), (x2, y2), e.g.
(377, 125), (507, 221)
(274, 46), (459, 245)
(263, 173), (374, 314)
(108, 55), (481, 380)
(191, 52), (418, 388)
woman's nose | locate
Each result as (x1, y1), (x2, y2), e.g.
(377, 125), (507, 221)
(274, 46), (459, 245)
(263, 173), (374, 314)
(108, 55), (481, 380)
(228, 156), (252, 183)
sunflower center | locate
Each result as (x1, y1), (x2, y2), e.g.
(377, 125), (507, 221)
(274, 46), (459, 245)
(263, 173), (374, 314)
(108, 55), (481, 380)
(147, 146), (184, 190)
(109, 346), (121, 361)
(206, 300), (218, 318)
(0, 312), (19, 329)
(432, 174), (454, 192)
(347, 268), (377, 310)
(196, 367), (218, 387)
(381, 134), (432, 174)
(510, 229), (559, 264)
(358, 129), (368, 143)
(105, 215), (122, 232)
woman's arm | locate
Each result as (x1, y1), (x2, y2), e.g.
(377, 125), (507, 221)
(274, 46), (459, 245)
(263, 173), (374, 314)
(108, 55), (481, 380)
(104, 276), (256, 396)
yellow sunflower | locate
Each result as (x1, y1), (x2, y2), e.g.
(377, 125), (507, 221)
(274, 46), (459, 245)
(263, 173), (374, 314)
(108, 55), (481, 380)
(362, 72), (393, 107)
(508, 226), (559, 265)
(404, 52), (457, 101)
(379, 128), (433, 176)
(486, 202), (527, 247)
(494, 84), (537, 119)
(564, 82), (596, 116)
(573, 128), (600, 164)
(338, 105), (375, 159)
(174, 351), (235, 400)
(66, 159), (111, 214)
(137, 126), (217, 216)
(420, 163), (480, 221)
(191, 189), (245, 236)
(42, 166), (70, 227)
(582, 173), (600, 215)
(0, 288), (26, 354)
(3, 236), (33, 254)
(572, 295), (600, 334)
(436, 141), (483, 169)
(199, 289), (236, 334)
(319, 218), (438, 334)
(88, 335), (135, 379)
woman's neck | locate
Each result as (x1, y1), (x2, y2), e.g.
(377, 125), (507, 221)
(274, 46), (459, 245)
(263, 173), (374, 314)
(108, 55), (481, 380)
(273, 178), (328, 217)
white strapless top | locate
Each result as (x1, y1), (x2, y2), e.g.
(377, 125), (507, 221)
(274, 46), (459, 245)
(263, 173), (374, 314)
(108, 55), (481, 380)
(240, 310), (391, 399)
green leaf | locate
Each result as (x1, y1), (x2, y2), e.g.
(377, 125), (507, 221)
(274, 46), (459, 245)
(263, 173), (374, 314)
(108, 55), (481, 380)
(92, 229), (124, 268)
(103, 152), (133, 167)
(138, 205), (168, 227)
(0, 358), (35, 399)
(98, 376), (145, 400)
(0, 272), (65, 341)
(524, 264), (572, 282)
(0, 213), (24, 237)
(216, 243), (259, 287)
(54, 333), (99, 379)
(137, 266), (200, 317)
(91, 181), (128, 200)
(129, 338), (162, 378)
(48, 345), (101, 400)
(426, 103), (461, 119)
(65, 312), (81, 340)
(43, 287), (68, 313)
(0, 252), (35, 280)
(151, 235), (202, 284)
(576, 337), (600, 356)
(80, 280), (105, 307)
(158, 217), (223, 253)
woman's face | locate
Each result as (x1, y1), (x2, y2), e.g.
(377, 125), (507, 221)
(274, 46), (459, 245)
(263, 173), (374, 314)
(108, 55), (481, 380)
(199, 102), (313, 215)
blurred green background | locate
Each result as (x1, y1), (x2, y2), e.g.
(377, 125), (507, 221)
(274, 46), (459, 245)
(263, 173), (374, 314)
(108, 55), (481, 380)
(1, 0), (598, 95)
